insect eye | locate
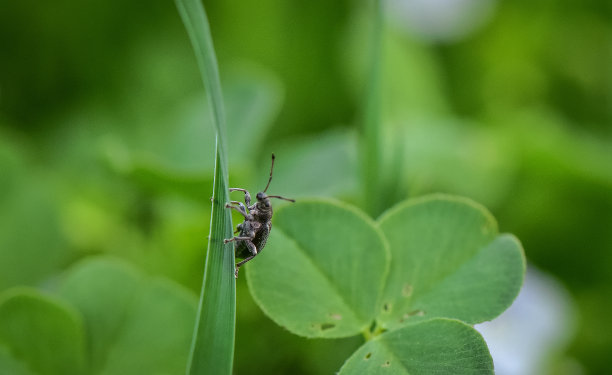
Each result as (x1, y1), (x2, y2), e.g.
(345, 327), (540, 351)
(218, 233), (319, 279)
(264, 201), (270, 207)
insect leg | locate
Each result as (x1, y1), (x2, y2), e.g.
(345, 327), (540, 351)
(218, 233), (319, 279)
(225, 202), (249, 218)
(226, 200), (246, 208)
(223, 236), (253, 244)
(229, 188), (251, 206)
(244, 239), (257, 256)
(235, 254), (256, 278)
(224, 233), (258, 256)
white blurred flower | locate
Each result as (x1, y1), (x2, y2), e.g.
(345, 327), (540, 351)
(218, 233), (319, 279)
(386, 0), (497, 42)
(475, 266), (581, 375)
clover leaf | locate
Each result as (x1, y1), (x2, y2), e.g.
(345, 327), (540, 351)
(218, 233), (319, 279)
(246, 195), (525, 373)
(247, 199), (390, 338)
(376, 194), (525, 329)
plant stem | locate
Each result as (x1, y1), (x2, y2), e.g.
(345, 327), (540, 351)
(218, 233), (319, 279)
(361, 0), (385, 217)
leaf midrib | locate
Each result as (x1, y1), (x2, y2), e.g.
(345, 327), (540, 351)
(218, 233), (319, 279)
(410, 235), (498, 303)
(274, 227), (369, 327)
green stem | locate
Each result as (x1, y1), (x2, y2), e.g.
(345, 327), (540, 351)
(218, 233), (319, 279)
(361, 0), (385, 217)
(362, 321), (385, 341)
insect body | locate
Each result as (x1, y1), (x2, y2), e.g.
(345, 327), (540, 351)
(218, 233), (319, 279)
(224, 154), (294, 278)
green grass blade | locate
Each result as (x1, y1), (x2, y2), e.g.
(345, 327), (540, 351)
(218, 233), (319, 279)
(361, 0), (384, 216)
(174, 0), (229, 153)
(187, 146), (235, 375)
(174, 0), (235, 374)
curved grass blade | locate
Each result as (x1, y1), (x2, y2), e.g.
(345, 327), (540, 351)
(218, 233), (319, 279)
(174, 0), (235, 374)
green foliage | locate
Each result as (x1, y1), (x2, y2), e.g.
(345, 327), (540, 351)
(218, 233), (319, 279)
(108, 67), (282, 194)
(0, 138), (73, 291)
(0, 289), (85, 375)
(247, 195), (524, 372)
(0, 258), (198, 375)
(0, 345), (35, 375)
(247, 200), (389, 338)
(57, 258), (197, 375)
(2, 0), (610, 373)
(186, 152), (235, 375)
(174, 0), (236, 374)
(339, 319), (493, 375)
(377, 195), (525, 328)
(267, 129), (359, 198)
(361, 0), (385, 216)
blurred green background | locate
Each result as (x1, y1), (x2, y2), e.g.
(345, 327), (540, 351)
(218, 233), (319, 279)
(1, 0), (610, 374)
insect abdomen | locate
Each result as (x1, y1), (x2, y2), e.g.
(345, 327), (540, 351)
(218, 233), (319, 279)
(252, 223), (271, 252)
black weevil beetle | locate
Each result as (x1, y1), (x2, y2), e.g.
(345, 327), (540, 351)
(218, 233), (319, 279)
(224, 154), (294, 278)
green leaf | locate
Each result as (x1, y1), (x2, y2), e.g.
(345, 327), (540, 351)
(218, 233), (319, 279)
(0, 288), (86, 375)
(224, 67), (283, 166)
(126, 163), (214, 203)
(0, 344), (35, 375)
(268, 129), (359, 198)
(103, 67), (282, 195)
(174, 1), (236, 375)
(338, 319), (493, 375)
(376, 195), (525, 329)
(57, 257), (197, 375)
(0, 135), (72, 291)
(186, 150), (236, 375)
(247, 200), (390, 338)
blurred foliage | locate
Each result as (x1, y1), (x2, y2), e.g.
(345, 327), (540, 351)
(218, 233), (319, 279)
(0, 0), (611, 374)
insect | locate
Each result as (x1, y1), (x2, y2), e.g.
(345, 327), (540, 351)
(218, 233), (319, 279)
(224, 154), (295, 278)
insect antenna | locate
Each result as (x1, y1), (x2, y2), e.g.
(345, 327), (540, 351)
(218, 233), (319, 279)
(263, 153), (276, 193)
(268, 195), (296, 202)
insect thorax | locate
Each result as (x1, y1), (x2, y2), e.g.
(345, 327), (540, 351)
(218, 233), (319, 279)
(253, 202), (273, 222)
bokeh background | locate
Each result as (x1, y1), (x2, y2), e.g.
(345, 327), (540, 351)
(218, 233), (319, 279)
(1, 0), (610, 374)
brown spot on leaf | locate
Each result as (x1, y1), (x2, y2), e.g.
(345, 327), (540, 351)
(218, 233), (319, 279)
(399, 309), (425, 323)
(401, 284), (413, 297)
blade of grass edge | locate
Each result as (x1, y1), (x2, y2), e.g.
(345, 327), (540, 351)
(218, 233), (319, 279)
(174, 1), (236, 375)
(361, 0), (384, 217)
